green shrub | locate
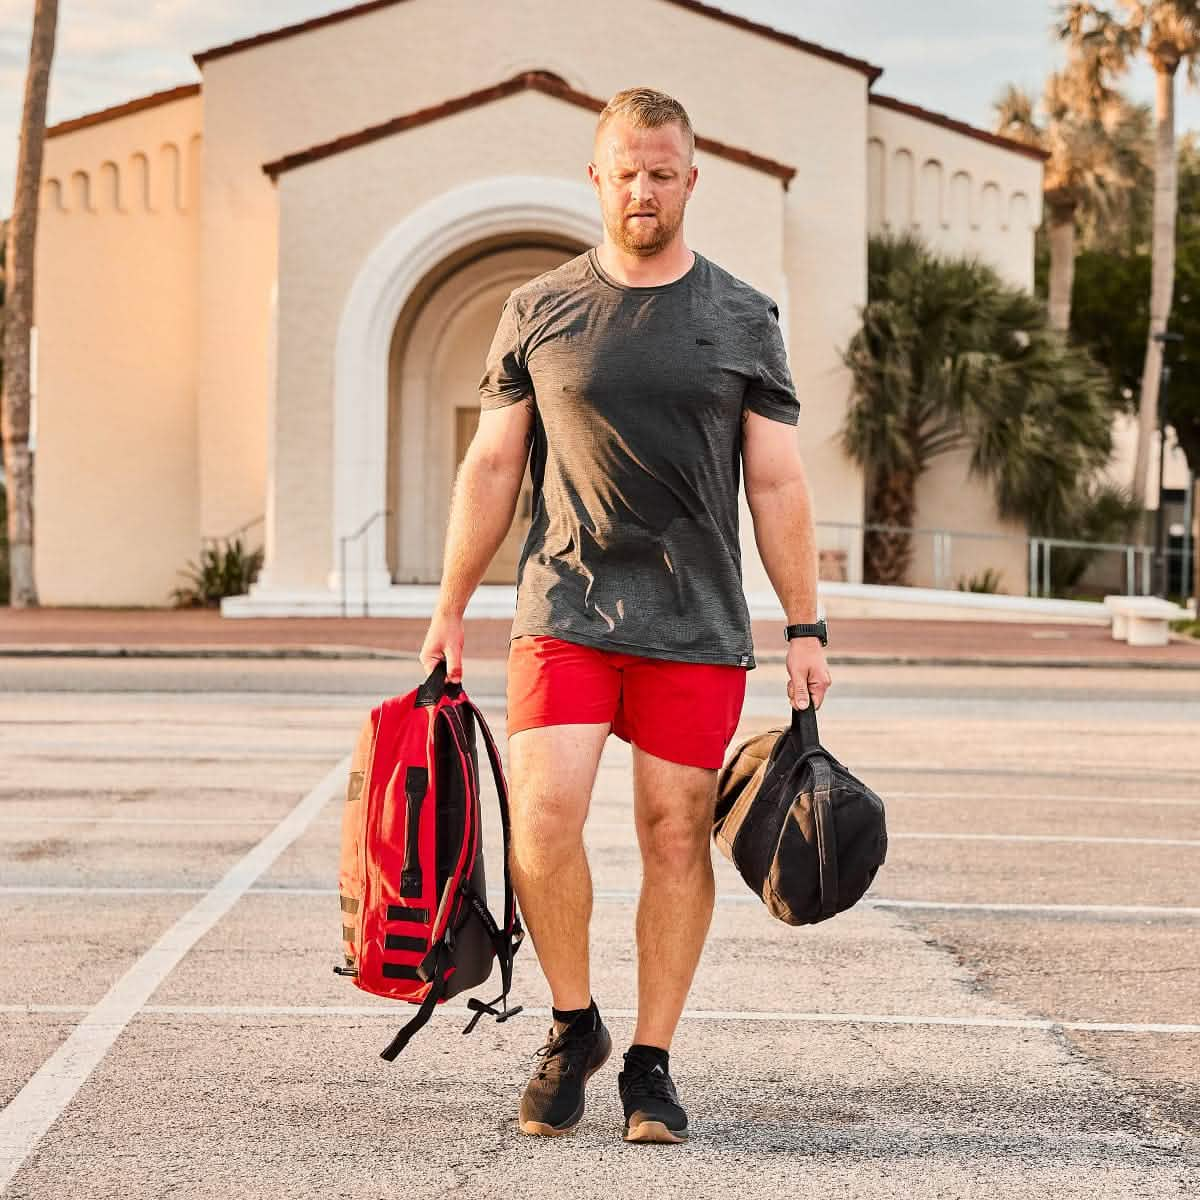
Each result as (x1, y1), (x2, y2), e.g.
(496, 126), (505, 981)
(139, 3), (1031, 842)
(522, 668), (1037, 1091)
(170, 536), (263, 608)
(956, 567), (1004, 593)
(1046, 480), (1143, 595)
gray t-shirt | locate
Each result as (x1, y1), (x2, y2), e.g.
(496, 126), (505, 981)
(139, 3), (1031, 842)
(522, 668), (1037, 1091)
(477, 246), (800, 669)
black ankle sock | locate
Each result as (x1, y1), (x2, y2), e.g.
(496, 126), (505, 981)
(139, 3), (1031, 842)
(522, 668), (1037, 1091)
(552, 999), (596, 1029)
(626, 1042), (670, 1072)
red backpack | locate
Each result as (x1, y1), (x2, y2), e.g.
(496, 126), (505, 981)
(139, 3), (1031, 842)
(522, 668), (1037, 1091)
(335, 660), (524, 1060)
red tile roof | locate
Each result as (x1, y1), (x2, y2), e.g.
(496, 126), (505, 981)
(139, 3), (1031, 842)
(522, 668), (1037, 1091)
(660, 0), (881, 81)
(262, 69), (797, 185)
(46, 84), (201, 139)
(195, 0), (881, 82)
(870, 94), (1049, 163)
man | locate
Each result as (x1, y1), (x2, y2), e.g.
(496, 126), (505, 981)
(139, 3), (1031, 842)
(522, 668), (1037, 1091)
(418, 86), (831, 1144)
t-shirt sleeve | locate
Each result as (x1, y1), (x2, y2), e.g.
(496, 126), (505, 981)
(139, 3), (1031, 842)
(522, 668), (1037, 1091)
(743, 299), (800, 425)
(478, 291), (532, 411)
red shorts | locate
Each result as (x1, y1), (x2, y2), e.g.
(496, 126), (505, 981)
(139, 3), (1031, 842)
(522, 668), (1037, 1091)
(505, 634), (748, 770)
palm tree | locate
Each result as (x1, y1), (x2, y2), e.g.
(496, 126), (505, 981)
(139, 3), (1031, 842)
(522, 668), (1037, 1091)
(842, 234), (1116, 586)
(2, 0), (58, 608)
(994, 64), (1150, 331)
(1061, 1), (1200, 521)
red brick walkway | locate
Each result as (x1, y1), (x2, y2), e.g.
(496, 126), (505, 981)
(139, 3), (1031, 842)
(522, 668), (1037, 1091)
(0, 607), (1197, 666)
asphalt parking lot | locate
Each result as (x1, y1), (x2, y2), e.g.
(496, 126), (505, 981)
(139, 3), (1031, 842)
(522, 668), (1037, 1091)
(0, 656), (1197, 1198)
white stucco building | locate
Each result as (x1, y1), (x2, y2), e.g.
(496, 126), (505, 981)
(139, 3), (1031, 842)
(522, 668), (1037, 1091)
(33, 0), (1058, 613)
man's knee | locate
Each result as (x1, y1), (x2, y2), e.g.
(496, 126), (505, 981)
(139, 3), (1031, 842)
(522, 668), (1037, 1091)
(637, 805), (712, 875)
(510, 785), (589, 877)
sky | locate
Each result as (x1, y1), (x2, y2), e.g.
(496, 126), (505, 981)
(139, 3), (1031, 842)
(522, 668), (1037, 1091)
(4, 0), (1200, 218)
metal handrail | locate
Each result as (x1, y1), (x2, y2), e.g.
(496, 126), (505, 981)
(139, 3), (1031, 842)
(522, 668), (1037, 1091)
(816, 519), (1191, 599)
(202, 514), (264, 546)
(339, 509), (391, 617)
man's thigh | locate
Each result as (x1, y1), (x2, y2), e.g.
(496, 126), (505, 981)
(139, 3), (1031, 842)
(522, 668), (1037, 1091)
(507, 722), (611, 831)
(505, 635), (618, 828)
(631, 739), (720, 844)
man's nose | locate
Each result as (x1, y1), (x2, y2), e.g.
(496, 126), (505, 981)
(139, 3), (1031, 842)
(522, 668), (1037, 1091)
(629, 172), (654, 203)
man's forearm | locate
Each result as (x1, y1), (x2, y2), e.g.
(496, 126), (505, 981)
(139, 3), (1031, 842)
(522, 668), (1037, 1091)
(436, 455), (524, 617)
(748, 473), (819, 624)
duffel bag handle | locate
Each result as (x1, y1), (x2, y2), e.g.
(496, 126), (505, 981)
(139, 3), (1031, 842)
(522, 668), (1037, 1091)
(790, 699), (821, 751)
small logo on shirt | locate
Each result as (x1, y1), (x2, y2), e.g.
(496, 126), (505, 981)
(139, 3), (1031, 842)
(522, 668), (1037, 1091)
(739, 654), (750, 667)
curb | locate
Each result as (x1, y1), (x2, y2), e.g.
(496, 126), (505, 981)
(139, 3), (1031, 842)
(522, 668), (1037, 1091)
(0, 644), (412, 661)
(2, 644), (1199, 670)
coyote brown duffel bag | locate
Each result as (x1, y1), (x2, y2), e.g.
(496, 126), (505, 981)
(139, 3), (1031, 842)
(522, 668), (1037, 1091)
(335, 659), (524, 1060)
(713, 701), (887, 925)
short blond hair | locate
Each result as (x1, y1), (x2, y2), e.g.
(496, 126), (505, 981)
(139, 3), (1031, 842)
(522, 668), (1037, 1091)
(594, 87), (695, 163)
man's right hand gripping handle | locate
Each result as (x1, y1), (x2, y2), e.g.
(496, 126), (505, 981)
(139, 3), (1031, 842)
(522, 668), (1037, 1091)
(418, 608), (465, 684)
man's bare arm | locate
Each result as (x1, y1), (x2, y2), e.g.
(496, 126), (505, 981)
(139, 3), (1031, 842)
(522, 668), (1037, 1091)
(742, 407), (818, 624)
(434, 395), (535, 618)
(419, 395), (534, 680)
(742, 407), (830, 709)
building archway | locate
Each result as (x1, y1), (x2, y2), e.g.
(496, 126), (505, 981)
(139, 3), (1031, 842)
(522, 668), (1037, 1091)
(330, 175), (601, 597)
(387, 239), (579, 584)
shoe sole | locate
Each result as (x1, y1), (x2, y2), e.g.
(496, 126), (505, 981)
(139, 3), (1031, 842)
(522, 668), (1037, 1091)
(518, 1035), (613, 1137)
(623, 1118), (688, 1144)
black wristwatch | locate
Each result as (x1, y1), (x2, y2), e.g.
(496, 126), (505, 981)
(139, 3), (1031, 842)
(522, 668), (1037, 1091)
(785, 618), (828, 647)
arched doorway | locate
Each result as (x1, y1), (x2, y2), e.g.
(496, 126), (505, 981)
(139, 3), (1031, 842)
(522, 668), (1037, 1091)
(387, 238), (580, 584)
(327, 175), (601, 602)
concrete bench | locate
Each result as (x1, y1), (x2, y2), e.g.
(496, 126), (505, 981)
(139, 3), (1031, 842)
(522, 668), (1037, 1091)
(1103, 594), (1189, 647)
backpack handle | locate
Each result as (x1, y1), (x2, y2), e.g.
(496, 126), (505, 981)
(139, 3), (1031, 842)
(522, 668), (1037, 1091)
(415, 658), (462, 707)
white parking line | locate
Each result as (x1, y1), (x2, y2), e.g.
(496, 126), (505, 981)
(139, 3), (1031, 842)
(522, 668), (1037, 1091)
(2, 817), (1196, 848)
(870, 898), (1200, 918)
(0, 817), (280, 827)
(889, 832), (1200, 849)
(885, 791), (1200, 809)
(0, 886), (208, 895)
(3, 1003), (1197, 1037)
(0, 755), (349, 1193)
(3, 885), (1199, 920)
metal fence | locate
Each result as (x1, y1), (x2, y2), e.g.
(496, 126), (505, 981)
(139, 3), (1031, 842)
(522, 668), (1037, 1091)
(814, 519), (1196, 602)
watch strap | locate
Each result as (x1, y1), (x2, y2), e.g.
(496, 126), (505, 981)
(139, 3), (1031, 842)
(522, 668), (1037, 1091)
(785, 619), (827, 645)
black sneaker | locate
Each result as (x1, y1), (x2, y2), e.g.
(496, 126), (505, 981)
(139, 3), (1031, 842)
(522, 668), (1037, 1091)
(518, 1004), (612, 1136)
(618, 1050), (689, 1143)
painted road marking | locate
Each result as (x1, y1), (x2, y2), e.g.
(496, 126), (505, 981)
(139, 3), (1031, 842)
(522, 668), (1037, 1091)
(884, 790), (1200, 808)
(0, 755), (349, 1193)
(3, 815), (1197, 848)
(888, 832), (1200, 848)
(0, 816), (281, 827)
(3, 1003), (1197, 1036)
(868, 898), (1200, 918)
(3, 884), (1199, 920)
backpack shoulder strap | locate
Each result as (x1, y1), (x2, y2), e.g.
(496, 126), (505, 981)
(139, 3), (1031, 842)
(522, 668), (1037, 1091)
(459, 698), (525, 1021)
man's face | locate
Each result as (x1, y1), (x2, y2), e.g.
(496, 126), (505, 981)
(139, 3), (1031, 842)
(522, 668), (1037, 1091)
(588, 116), (697, 257)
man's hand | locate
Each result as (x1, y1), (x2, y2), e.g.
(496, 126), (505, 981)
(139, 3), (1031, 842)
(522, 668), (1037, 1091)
(785, 637), (831, 710)
(418, 608), (465, 683)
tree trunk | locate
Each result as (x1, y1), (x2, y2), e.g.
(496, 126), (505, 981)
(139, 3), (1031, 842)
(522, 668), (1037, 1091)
(1, 0), (58, 609)
(1132, 62), (1179, 529)
(864, 467), (917, 586)
(1193, 475), (1200, 615)
(1046, 200), (1077, 334)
